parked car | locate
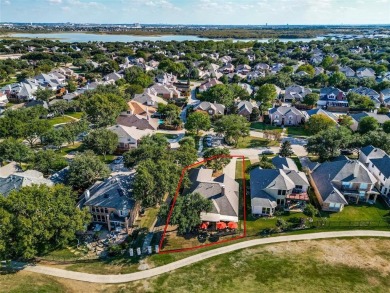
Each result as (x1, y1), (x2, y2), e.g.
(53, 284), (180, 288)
(341, 149), (353, 155)
(262, 150), (275, 155)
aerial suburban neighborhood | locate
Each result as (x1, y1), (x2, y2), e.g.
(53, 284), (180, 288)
(0, 1), (390, 292)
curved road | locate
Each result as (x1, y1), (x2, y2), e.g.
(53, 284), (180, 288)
(24, 230), (390, 284)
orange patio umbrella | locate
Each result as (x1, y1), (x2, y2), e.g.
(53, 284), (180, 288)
(199, 222), (209, 230)
(216, 222), (227, 230)
(228, 222), (238, 229)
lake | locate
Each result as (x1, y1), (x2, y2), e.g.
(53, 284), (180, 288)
(2, 32), (325, 43)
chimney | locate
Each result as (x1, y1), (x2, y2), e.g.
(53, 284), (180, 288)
(85, 189), (90, 200)
(221, 184), (225, 196)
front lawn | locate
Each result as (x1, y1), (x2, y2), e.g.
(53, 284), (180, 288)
(285, 126), (310, 137)
(57, 142), (83, 156)
(250, 122), (283, 132)
(235, 136), (279, 149)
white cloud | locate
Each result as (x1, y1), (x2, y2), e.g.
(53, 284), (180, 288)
(47, 0), (62, 4)
(2, 0), (11, 5)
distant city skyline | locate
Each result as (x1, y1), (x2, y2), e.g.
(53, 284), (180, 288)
(0, 0), (389, 25)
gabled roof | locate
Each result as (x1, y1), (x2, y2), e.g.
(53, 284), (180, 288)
(370, 155), (390, 177)
(311, 160), (377, 204)
(361, 145), (386, 158)
(187, 168), (239, 218)
(116, 114), (159, 131)
(272, 156), (298, 171)
(195, 101), (225, 114)
(305, 108), (338, 122)
(269, 106), (304, 117)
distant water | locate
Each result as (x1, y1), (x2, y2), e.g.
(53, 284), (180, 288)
(2, 32), (325, 43)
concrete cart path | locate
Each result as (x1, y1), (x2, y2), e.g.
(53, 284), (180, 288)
(22, 230), (390, 284)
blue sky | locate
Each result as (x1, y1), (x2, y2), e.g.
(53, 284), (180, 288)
(0, 0), (389, 25)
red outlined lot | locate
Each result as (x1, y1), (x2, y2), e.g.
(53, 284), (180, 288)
(158, 155), (246, 254)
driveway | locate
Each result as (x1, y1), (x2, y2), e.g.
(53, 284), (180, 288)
(282, 137), (308, 157)
(21, 230), (390, 284)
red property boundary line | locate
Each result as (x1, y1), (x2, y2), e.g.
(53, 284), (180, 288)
(158, 155), (247, 254)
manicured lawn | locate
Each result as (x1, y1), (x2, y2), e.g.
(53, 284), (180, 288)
(65, 111), (84, 119)
(250, 122), (283, 132)
(46, 116), (74, 127)
(156, 133), (178, 140)
(235, 136), (279, 149)
(97, 154), (117, 164)
(320, 200), (390, 223)
(285, 126), (310, 137)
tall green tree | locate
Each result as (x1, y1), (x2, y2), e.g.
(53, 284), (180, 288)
(0, 138), (32, 166)
(159, 193), (212, 234)
(358, 116), (379, 134)
(214, 115), (250, 147)
(279, 141), (294, 157)
(200, 84), (235, 107)
(203, 148), (231, 172)
(185, 112), (211, 135)
(0, 185), (90, 259)
(30, 150), (68, 175)
(67, 151), (110, 190)
(383, 120), (390, 134)
(302, 93), (319, 107)
(82, 93), (127, 127)
(83, 128), (118, 159)
(306, 114), (337, 134)
(35, 88), (54, 102)
(329, 71), (346, 87)
(254, 83), (277, 118)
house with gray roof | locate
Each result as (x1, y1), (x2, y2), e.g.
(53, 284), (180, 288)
(0, 170), (54, 197)
(250, 167), (309, 216)
(339, 66), (355, 77)
(311, 160), (378, 212)
(236, 100), (257, 121)
(133, 89), (167, 109)
(116, 114), (159, 131)
(80, 174), (139, 232)
(318, 87), (348, 109)
(356, 67), (376, 79)
(269, 106), (307, 126)
(272, 156), (299, 171)
(359, 146), (390, 204)
(187, 168), (239, 223)
(349, 87), (381, 108)
(349, 112), (390, 131)
(284, 85), (312, 103)
(304, 108), (339, 123)
(194, 101), (225, 116)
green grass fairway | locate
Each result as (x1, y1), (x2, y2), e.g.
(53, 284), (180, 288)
(235, 136), (279, 148)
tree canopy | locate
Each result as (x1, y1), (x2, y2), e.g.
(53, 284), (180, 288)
(83, 128), (118, 158)
(214, 115), (250, 147)
(0, 185), (90, 259)
(203, 148), (231, 172)
(306, 114), (337, 134)
(185, 111), (211, 135)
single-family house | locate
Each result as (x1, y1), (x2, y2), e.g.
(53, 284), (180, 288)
(304, 108), (339, 123)
(0, 170), (54, 197)
(381, 88), (390, 106)
(349, 112), (390, 131)
(103, 72), (123, 83)
(250, 167), (309, 216)
(340, 66), (356, 77)
(272, 156), (299, 171)
(156, 72), (178, 85)
(349, 87), (381, 107)
(318, 87), (348, 109)
(187, 168), (239, 223)
(311, 160), (378, 212)
(148, 84), (181, 99)
(219, 63), (235, 74)
(359, 146), (390, 203)
(133, 89), (168, 108)
(80, 175), (139, 232)
(198, 78), (222, 93)
(107, 124), (154, 151)
(236, 100), (258, 120)
(194, 101), (225, 116)
(236, 64), (252, 75)
(356, 67), (376, 79)
(269, 106), (306, 126)
(284, 85), (312, 102)
(116, 114), (159, 131)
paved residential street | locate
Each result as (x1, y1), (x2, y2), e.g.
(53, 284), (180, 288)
(22, 230), (390, 284)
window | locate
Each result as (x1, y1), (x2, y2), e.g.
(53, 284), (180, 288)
(295, 185), (303, 190)
(277, 190), (286, 196)
(104, 208), (108, 214)
(342, 182), (351, 189)
(360, 183), (368, 190)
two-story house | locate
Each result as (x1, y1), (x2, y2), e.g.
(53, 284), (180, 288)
(359, 146), (390, 204)
(80, 175), (139, 232)
(268, 106), (307, 126)
(107, 124), (154, 151)
(318, 87), (348, 109)
(311, 159), (378, 212)
(250, 166), (309, 216)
